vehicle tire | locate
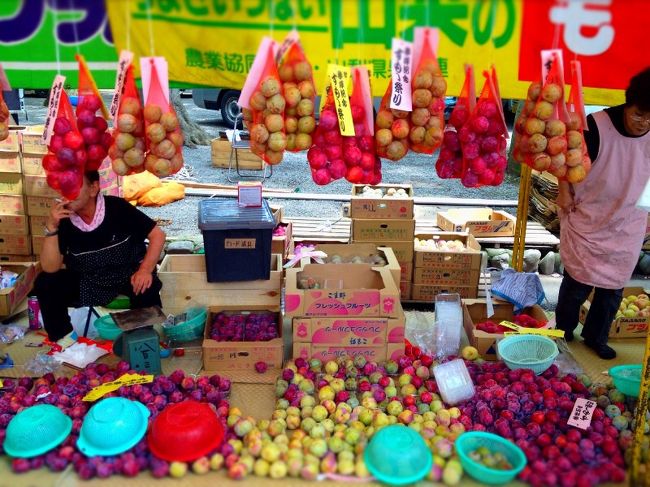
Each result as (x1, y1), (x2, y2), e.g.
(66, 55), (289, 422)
(220, 90), (242, 129)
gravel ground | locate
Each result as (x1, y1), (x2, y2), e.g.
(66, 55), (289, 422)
(19, 96), (520, 237)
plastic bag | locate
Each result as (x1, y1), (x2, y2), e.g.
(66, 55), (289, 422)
(0, 90), (9, 141)
(243, 39), (286, 165)
(44, 89), (85, 200)
(138, 181), (185, 206)
(277, 32), (316, 152)
(436, 64), (475, 179)
(110, 63), (146, 176)
(409, 27), (446, 154)
(25, 353), (61, 375)
(516, 52), (570, 176)
(374, 81), (409, 162)
(460, 67), (508, 187)
(491, 268), (545, 312)
(75, 54), (112, 172)
(563, 60), (591, 183)
(142, 58), (185, 177)
(0, 324), (25, 344)
(123, 171), (162, 201)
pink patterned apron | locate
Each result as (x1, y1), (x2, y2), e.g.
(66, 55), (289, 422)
(560, 111), (650, 289)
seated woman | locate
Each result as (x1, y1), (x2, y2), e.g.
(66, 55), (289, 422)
(34, 170), (166, 347)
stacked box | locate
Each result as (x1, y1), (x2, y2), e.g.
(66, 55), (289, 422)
(0, 128), (29, 259)
(412, 232), (482, 301)
(269, 205), (293, 260)
(349, 184), (415, 299)
(580, 287), (649, 339)
(287, 262), (405, 361)
(210, 138), (263, 170)
(437, 208), (516, 237)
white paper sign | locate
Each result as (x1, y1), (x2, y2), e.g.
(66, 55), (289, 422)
(390, 38), (413, 111)
(110, 50), (134, 121)
(42, 75), (66, 145)
(567, 398), (597, 430)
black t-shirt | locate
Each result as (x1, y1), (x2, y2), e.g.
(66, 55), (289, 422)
(584, 104), (647, 161)
(58, 196), (156, 260)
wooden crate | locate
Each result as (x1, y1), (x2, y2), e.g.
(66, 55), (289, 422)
(211, 139), (264, 170)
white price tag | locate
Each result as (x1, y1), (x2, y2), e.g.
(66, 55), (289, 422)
(567, 398), (597, 430)
(389, 38), (413, 111)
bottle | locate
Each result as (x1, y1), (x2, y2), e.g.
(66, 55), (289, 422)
(27, 296), (42, 330)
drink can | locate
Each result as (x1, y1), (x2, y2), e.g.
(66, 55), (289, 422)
(27, 296), (41, 330)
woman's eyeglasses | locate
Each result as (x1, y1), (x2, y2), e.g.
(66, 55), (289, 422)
(630, 113), (650, 125)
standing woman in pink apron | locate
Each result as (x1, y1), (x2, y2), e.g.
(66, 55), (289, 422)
(556, 67), (650, 359)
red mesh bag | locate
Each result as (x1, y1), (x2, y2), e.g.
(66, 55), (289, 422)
(245, 41), (286, 165)
(109, 64), (146, 176)
(0, 91), (9, 141)
(436, 64), (475, 179)
(460, 67), (509, 187)
(75, 55), (111, 172)
(374, 81), (409, 162)
(517, 53), (569, 176)
(143, 59), (184, 177)
(409, 28), (446, 154)
(277, 34), (316, 152)
(563, 60), (591, 183)
(44, 90), (84, 200)
(307, 90), (344, 185)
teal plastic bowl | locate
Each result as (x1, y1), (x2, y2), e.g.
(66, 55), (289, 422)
(610, 364), (642, 397)
(456, 432), (527, 485)
(94, 315), (122, 341)
(4, 405), (72, 458)
(77, 398), (150, 457)
(162, 307), (207, 343)
(364, 425), (432, 485)
(497, 335), (558, 375)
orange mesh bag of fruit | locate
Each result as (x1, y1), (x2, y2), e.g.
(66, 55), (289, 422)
(436, 64), (475, 179)
(459, 67), (509, 188)
(44, 89), (85, 200)
(110, 64), (146, 176)
(75, 54), (112, 172)
(277, 32), (316, 153)
(409, 27), (446, 154)
(240, 38), (286, 166)
(374, 82), (409, 162)
(142, 58), (184, 177)
(562, 60), (591, 184)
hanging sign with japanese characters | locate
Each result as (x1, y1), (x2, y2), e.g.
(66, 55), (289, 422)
(389, 38), (413, 111)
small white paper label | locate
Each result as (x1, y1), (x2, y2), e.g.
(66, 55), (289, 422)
(567, 398), (597, 430)
(110, 50), (134, 121)
(42, 75), (66, 145)
(238, 183), (263, 207)
(390, 38), (413, 111)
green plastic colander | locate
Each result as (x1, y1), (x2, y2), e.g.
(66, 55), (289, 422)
(4, 405), (72, 458)
(497, 335), (558, 375)
(364, 425), (432, 485)
(609, 365), (642, 397)
(456, 432), (527, 485)
(77, 398), (150, 457)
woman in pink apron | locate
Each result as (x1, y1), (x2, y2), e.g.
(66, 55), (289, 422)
(556, 68), (650, 359)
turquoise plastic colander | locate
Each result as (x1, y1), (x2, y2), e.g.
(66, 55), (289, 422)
(94, 314), (122, 341)
(609, 365), (642, 397)
(456, 432), (527, 485)
(497, 335), (558, 375)
(77, 398), (150, 457)
(364, 425), (432, 485)
(4, 404), (72, 458)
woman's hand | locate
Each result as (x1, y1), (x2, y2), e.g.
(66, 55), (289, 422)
(556, 181), (574, 212)
(131, 268), (153, 295)
(47, 199), (72, 231)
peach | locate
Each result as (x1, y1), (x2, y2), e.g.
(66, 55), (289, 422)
(117, 114), (137, 133)
(545, 119), (566, 137)
(278, 64), (294, 82)
(535, 101), (554, 121)
(386, 140), (407, 160)
(391, 119), (410, 139)
(546, 136), (567, 156)
(154, 139), (176, 159)
(284, 87), (301, 108)
(168, 132), (184, 147)
(431, 76), (447, 98)
(160, 112), (179, 132)
(411, 108), (431, 127)
(266, 94), (286, 114)
(115, 133), (136, 151)
(250, 91), (267, 111)
(413, 89), (433, 109)
(295, 133), (312, 151)
(265, 114), (284, 133)
(261, 77), (281, 97)
(391, 108), (409, 119)
(124, 147), (145, 167)
(299, 81), (315, 99)
(413, 70), (433, 89)
(567, 130), (583, 149)
(294, 61), (312, 81)
(531, 152), (552, 171)
(285, 117), (298, 134)
(266, 150), (283, 165)
(527, 82), (542, 102)
(409, 126), (426, 144)
(120, 97), (141, 116)
(567, 164), (587, 183)
(566, 112), (582, 131)
(376, 110), (393, 129)
(527, 133), (548, 153)
(298, 116), (315, 134)
(146, 123), (166, 143)
(251, 124), (270, 144)
(542, 83), (562, 103)
(375, 128), (393, 147)
(566, 148), (583, 167)
(268, 132), (287, 152)
(297, 99), (314, 117)
(524, 117), (545, 135)
(144, 104), (162, 123)
(111, 158), (129, 175)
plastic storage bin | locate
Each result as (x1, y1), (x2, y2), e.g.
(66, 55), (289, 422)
(198, 199), (275, 282)
(433, 359), (475, 405)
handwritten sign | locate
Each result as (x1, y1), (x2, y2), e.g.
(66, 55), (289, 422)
(83, 373), (153, 402)
(568, 398), (597, 430)
(224, 238), (256, 249)
(110, 50), (134, 121)
(326, 64), (354, 136)
(500, 320), (565, 339)
(41, 75), (66, 145)
(390, 38), (413, 111)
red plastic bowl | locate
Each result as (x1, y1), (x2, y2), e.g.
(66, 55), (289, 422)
(148, 400), (224, 462)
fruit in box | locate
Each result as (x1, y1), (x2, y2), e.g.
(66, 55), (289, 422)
(616, 293), (650, 319)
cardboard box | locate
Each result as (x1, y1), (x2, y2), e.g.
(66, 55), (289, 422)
(0, 254), (36, 263)
(271, 221), (293, 258)
(399, 261), (413, 282)
(26, 196), (53, 217)
(285, 264), (401, 318)
(0, 262), (38, 316)
(20, 127), (48, 155)
(355, 240), (414, 263)
(23, 175), (58, 198)
(203, 306), (283, 372)
(464, 299), (549, 360)
(580, 287), (649, 339)
(387, 342), (405, 361)
(0, 173), (23, 195)
(158, 253), (283, 315)
(413, 267), (481, 287)
(0, 214), (28, 236)
(293, 342), (389, 362)
(0, 128), (21, 153)
(0, 234), (31, 255)
(350, 184), (414, 219)
(29, 215), (48, 235)
(400, 280), (412, 300)
(0, 194), (25, 215)
(21, 155), (44, 176)
(414, 233), (482, 269)
(292, 308), (405, 345)
(437, 208), (516, 237)
(0, 153), (21, 173)
(292, 243), (401, 290)
(351, 219), (415, 242)
(412, 283), (478, 301)
(210, 139), (263, 169)
(31, 235), (43, 255)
